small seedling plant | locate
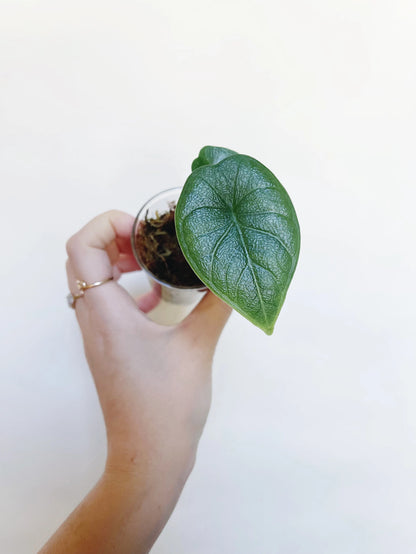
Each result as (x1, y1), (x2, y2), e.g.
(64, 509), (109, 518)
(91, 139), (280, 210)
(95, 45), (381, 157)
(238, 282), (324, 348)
(137, 146), (300, 334)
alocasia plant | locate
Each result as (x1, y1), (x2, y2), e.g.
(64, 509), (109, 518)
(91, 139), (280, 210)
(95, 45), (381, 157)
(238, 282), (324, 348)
(175, 146), (300, 335)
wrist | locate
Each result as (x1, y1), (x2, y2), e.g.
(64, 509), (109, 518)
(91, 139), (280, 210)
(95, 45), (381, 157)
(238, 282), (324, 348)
(101, 447), (196, 552)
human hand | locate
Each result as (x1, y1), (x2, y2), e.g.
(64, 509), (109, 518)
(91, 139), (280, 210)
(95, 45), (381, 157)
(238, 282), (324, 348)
(49, 210), (231, 553)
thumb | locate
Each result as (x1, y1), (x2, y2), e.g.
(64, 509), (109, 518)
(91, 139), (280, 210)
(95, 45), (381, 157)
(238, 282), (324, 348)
(180, 291), (232, 349)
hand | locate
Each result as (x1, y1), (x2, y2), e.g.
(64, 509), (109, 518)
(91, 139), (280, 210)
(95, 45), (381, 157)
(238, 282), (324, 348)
(41, 210), (231, 554)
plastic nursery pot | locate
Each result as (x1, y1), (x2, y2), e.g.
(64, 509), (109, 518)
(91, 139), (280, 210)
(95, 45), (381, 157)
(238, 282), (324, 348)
(131, 187), (206, 325)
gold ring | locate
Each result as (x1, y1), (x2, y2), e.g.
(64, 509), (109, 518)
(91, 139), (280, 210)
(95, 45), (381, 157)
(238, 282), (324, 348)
(67, 276), (114, 309)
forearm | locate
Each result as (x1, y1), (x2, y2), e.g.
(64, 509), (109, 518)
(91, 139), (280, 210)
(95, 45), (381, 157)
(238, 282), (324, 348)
(39, 461), (193, 554)
(59, 209), (230, 553)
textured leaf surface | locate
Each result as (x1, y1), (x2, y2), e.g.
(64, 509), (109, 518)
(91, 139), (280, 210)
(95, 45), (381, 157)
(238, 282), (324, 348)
(176, 149), (300, 334)
(191, 146), (237, 171)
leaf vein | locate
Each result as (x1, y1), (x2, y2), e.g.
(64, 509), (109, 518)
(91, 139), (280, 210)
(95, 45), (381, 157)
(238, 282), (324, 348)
(239, 224), (292, 257)
(209, 223), (234, 282)
(238, 211), (291, 221)
(235, 186), (276, 210)
(234, 262), (248, 303)
(234, 223), (268, 325)
(251, 261), (280, 283)
(199, 177), (230, 209)
(181, 205), (224, 224)
(232, 163), (241, 208)
(195, 225), (228, 239)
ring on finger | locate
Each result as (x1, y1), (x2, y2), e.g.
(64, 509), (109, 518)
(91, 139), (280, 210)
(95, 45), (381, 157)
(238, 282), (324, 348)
(67, 276), (114, 309)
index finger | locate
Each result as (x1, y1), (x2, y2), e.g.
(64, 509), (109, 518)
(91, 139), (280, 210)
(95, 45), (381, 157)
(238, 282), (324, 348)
(66, 210), (136, 286)
(65, 210), (145, 320)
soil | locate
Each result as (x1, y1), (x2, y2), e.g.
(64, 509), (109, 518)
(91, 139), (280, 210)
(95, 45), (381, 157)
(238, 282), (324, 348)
(134, 202), (204, 288)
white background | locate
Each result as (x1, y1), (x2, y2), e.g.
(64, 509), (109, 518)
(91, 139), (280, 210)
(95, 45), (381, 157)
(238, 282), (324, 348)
(1, 1), (415, 552)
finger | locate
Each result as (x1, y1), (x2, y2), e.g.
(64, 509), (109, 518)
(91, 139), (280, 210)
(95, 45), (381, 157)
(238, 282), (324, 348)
(106, 239), (120, 266)
(137, 283), (162, 313)
(65, 258), (89, 321)
(65, 210), (143, 318)
(66, 210), (134, 286)
(116, 234), (137, 256)
(106, 234), (141, 265)
(179, 291), (232, 348)
(66, 255), (141, 340)
(115, 253), (141, 273)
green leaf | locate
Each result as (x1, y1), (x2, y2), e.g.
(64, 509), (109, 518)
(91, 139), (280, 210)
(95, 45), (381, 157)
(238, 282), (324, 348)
(175, 148), (301, 334)
(191, 146), (238, 171)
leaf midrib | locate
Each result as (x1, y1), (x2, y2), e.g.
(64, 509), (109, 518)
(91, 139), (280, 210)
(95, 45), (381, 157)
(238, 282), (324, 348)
(231, 212), (268, 325)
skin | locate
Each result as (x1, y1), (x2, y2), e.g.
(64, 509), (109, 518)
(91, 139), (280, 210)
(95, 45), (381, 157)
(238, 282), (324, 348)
(40, 210), (231, 554)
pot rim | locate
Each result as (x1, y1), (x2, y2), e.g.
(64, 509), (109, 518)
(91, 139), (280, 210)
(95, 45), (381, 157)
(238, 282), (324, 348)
(131, 187), (207, 291)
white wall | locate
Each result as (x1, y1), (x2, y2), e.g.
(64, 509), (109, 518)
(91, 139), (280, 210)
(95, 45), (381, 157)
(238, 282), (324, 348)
(1, 1), (415, 552)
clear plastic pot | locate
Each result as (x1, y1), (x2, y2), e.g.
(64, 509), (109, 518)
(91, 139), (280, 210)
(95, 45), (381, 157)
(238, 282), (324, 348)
(131, 187), (206, 325)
